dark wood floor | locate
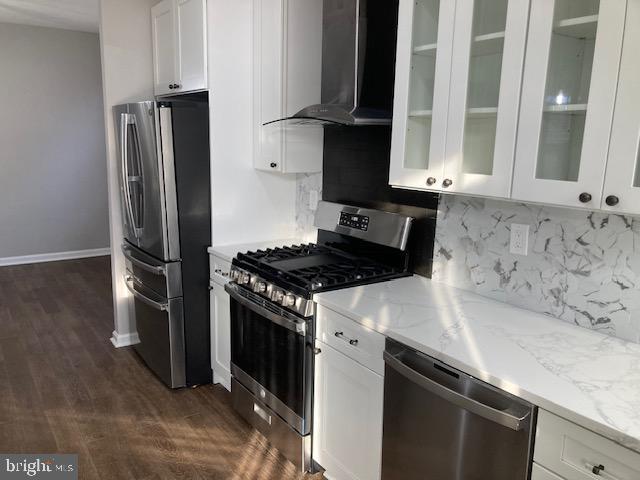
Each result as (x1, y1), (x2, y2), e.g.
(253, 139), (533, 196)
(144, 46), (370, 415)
(0, 257), (321, 479)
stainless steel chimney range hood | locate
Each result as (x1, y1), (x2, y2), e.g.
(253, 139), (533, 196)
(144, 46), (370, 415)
(266, 0), (399, 127)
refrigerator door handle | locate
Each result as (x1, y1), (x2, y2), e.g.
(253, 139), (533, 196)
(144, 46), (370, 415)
(121, 244), (166, 275)
(130, 122), (145, 231)
(124, 275), (168, 311)
(120, 113), (138, 239)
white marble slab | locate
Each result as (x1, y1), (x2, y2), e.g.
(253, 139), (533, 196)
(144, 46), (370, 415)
(434, 194), (640, 343)
(314, 275), (640, 454)
(208, 238), (307, 263)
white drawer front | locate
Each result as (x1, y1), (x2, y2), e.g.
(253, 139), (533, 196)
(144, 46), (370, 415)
(532, 463), (564, 480)
(316, 305), (385, 375)
(209, 254), (231, 284)
(535, 410), (640, 480)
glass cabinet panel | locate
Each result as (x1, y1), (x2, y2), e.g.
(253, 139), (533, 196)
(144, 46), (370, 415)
(461, 0), (508, 176)
(536, 0), (600, 181)
(405, 0), (441, 170)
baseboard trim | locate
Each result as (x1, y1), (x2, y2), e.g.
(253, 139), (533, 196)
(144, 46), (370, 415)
(0, 248), (111, 267)
(110, 330), (140, 348)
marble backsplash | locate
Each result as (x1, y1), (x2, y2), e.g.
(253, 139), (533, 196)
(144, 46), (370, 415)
(295, 172), (323, 241)
(433, 194), (640, 343)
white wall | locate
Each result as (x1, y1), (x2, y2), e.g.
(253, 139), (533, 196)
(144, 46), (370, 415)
(208, 0), (297, 247)
(0, 23), (109, 262)
(99, 0), (157, 347)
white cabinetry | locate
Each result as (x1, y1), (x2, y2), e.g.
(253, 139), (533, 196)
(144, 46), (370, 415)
(601, 0), (640, 215)
(313, 306), (385, 480)
(252, 0), (323, 173)
(534, 409), (640, 480)
(512, 0), (626, 209)
(209, 254), (231, 391)
(390, 0), (529, 197)
(390, 0), (640, 216)
(152, 0), (207, 96)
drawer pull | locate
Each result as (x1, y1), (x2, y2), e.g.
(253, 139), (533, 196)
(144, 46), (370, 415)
(586, 463), (620, 480)
(214, 268), (229, 277)
(335, 331), (358, 346)
(253, 403), (272, 425)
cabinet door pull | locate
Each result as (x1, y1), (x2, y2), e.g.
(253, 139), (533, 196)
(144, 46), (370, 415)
(442, 178), (453, 188)
(579, 192), (592, 203)
(586, 463), (620, 480)
(605, 195), (620, 206)
(169, 84), (175, 89)
(335, 331), (358, 346)
(426, 177), (437, 186)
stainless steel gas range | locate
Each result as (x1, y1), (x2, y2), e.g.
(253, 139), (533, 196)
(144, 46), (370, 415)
(224, 201), (414, 471)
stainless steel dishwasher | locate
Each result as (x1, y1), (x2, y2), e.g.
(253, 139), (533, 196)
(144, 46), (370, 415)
(381, 339), (536, 480)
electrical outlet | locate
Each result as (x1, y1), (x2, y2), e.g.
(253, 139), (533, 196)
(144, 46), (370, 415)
(510, 223), (530, 256)
(309, 190), (319, 211)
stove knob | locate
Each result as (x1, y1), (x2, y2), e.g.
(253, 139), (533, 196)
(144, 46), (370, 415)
(273, 290), (284, 302)
(283, 294), (296, 307)
(230, 270), (239, 281)
(255, 281), (267, 293)
(240, 272), (250, 285)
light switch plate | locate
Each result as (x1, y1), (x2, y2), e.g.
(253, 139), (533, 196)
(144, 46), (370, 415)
(309, 190), (319, 211)
(510, 223), (529, 255)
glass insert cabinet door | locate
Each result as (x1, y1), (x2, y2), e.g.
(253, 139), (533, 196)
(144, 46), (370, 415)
(512, 0), (626, 208)
(389, 0), (456, 190)
(443, 0), (530, 197)
(601, 0), (640, 215)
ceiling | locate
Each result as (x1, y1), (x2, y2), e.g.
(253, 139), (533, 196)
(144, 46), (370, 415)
(0, 0), (99, 33)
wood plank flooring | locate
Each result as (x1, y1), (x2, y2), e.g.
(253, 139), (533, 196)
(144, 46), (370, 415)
(0, 257), (322, 479)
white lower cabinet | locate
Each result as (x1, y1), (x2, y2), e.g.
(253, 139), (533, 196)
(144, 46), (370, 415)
(312, 340), (384, 480)
(209, 255), (231, 391)
(534, 409), (640, 480)
(531, 463), (564, 480)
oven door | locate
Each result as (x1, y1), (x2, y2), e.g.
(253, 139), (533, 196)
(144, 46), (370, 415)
(225, 282), (313, 435)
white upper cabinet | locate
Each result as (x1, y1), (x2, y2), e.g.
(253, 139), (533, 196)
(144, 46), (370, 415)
(512, 0), (626, 209)
(390, 0), (529, 197)
(443, 0), (529, 197)
(601, 0), (640, 215)
(389, 0), (456, 191)
(252, 0), (323, 174)
(152, 0), (207, 96)
(152, 0), (176, 96)
(175, 0), (207, 93)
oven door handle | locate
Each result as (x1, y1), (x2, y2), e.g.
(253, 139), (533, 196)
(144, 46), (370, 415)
(383, 350), (531, 431)
(225, 283), (307, 336)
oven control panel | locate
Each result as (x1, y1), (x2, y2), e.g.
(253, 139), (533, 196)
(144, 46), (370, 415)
(339, 211), (369, 231)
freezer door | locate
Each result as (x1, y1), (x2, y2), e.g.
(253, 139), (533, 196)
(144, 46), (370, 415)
(125, 274), (186, 388)
(114, 102), (180, 261)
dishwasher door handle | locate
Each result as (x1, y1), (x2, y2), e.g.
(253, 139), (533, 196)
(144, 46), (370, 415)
(383, 351), (530, 431)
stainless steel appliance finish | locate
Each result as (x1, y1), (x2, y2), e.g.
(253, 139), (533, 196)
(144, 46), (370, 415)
(265, 0), (399, 126)
(228, 202), (415, 473)
(114, 95), (211, 389)
(124, 274), (186, 388)
(122, 243), (182, 299)
(314, 201), (413, 250)
(381, 339), (536, 480)
(231, 378), (311, 471)
(114, 102), (180, 262)
(226, 268), (314, 318)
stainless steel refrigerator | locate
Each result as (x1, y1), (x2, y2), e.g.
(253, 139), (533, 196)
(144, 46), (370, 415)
(114, 94), (211, 388)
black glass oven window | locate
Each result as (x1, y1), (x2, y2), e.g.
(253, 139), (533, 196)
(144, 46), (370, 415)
(230, 299), (306, 418)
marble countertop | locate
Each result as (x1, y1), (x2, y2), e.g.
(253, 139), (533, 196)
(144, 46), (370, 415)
(207, 238), (305, 263)
(314, 275), (640, 454)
